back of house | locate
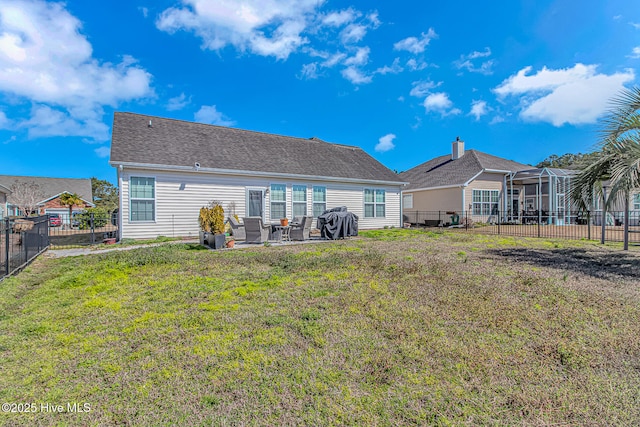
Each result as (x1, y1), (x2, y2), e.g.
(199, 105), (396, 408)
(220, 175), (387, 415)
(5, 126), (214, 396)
(109, 112), (406, 240)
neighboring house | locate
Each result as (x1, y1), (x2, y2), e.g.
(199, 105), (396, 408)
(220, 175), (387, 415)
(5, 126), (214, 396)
(109, 112), (406, 239)
(0, 184), (9, 220)
(400, 138), (577, 224)
(0, 175), (94, 222)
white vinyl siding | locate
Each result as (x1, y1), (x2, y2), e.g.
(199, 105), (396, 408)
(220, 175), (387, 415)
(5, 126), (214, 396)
(270, 184), (286, 219)
(312, 186), (326, 217)
(364, 189), (385, 218)
(119, 169), (402, 239)
(472, 189), (499, 216)
(130, 177), (155, 222)
(292, 185), (307, 217)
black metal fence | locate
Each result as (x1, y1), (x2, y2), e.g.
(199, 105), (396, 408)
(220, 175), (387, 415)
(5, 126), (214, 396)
(48, 211), (118, 247)
(1, 215), (50, 280)
(404, 210), (640, 244)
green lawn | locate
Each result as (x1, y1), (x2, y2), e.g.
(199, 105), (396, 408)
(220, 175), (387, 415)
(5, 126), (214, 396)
(1, 229), (639, 426)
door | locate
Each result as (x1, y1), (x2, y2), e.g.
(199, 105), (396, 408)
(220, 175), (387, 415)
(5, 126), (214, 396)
(247, 189), (264, 219)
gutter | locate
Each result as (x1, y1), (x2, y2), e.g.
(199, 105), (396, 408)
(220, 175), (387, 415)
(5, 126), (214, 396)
(110, 161), (407, 187)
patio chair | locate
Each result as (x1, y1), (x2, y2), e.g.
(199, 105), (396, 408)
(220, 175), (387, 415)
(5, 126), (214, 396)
(290, 215), (313, 241)
(228, 216), (246, 240)
(243, 217), (270, 244)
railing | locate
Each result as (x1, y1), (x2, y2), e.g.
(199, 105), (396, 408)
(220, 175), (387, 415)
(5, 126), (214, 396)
(404, 210), (640, 244)
(48, 211), (118, 247)
(1, 215), (50, 280)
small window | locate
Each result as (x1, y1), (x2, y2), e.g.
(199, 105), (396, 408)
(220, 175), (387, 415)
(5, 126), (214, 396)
(364, 189), (385, 218)
(312, 186), (326, 217)
(292, 185), (307, 217)
(633, 193), (640, 210)
(270, 184), (286, 219)
(130, 177), (155, 221)
(403, 193), (413, 209)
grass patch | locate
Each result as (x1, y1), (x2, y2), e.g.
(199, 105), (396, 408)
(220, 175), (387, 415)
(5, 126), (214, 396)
(1, 233), (639, 425)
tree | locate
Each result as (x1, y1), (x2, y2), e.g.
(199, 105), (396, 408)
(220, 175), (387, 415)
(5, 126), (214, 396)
(536, 152), (601, 169)
(91, 177), (118, 211)
(8, 180), (44, 216)
(571, 87), (640, 250)
(59, 192), (83, 227)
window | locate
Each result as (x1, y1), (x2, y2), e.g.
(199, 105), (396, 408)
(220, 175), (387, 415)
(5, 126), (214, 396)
(130, 177), (155, 221)
(472, 189), (499, 216)
(403, 194), (413, 209)
(270, 184), (286, 219)
(364, 189), (385, 218)
(292, 185), (307, 217)
(634, 193), (640, 210)
(312, 186), (326, 217)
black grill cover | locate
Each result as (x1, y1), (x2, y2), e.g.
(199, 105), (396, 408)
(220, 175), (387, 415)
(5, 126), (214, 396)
(316, 206), (358, 239)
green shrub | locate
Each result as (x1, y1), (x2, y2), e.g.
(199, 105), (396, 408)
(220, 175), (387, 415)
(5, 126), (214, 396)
(76, 207), (109, 229)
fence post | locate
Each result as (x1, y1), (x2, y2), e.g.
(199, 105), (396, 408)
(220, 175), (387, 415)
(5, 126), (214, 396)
(4, 218), (9, 277)
(537, 220), (541, 238)
(90, 213), (95, 245)
(497, 211), (501, 235)
(587, 211), (591, 240)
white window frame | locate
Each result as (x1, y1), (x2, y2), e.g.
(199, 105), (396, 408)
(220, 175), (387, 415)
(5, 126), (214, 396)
(633, 193), (640, 210)
(472, 189), (499, 216)
(129, 176), (156, 222)
(364, 189), (386, 218)
(292, 184), (307, 218)
(312, 186), (326, 218)
(403, 193), (413, 209)
(270, 183), (287, 220)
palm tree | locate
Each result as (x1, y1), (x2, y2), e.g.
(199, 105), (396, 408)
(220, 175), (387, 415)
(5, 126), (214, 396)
(571, 87), (640, 250)
(59, 192), (83, 228)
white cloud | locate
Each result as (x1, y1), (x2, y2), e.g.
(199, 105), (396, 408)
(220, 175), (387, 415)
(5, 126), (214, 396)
(406, 58), (427, 71)
(95, 146), (110, 158)
(167, 93), (191, 111)
(423, 93), (461, 116)
(344, 46), (369, 66)
(629, 46), (640, 58)
(494, 63), (635, 126)
(139, 7), (149, 18)
(393, 28), (437, 54)
(341, 66), (371, 84)
(409, 80), (440, 98)
(375, 133), (396, 152)
(322, 52), (347, 68)
(0, 0), (153, 140)
(489, 116), (505, 125)
(156, 0), (321, 60)
(322, 8), (359, 27)
(454, 48), (493, 75)
(194, 105), (235, 126)
(0, 110), (10, 129)
(631, 22), (640, 29)
(340, 23), (367, 44)
(376, 58), (403, 75)
(298, 62), (319, 79)
(469, 100), (488, 120)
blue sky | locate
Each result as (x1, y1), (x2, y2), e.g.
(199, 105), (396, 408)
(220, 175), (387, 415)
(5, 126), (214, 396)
(0, 0), (638, 184)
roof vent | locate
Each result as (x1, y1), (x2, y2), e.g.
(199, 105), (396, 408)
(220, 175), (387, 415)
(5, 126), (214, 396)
(148, 120), (152, 128)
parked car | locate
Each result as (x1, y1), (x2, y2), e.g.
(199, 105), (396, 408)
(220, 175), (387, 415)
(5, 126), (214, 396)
(49, 214), (62, 227)
(71, 212), (81, 228)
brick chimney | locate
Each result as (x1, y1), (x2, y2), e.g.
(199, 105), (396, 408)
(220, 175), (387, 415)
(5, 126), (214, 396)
(452, 136), (464, 160)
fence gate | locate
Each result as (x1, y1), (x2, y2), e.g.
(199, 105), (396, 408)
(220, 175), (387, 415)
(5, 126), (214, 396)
(2, 215), (50, 280)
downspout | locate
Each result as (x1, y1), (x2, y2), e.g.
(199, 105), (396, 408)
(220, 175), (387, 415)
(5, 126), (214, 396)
(400, 189), (404, 228)
(118, 164), (123, 241)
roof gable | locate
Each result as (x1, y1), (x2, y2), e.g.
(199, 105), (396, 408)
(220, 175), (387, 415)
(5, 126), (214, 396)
(110, 112), (404, 184)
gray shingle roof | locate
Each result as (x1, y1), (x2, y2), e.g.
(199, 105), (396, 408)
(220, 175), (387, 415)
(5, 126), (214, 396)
(0, 175), (93, 204)
(110, 112), (405, 184)
(399, 150), (531, 191)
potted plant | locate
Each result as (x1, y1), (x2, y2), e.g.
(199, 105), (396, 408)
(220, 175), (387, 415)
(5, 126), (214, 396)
(280, 217), (289, 226)
(226, 237), (235, 248)
(198, 201), (226, 249)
